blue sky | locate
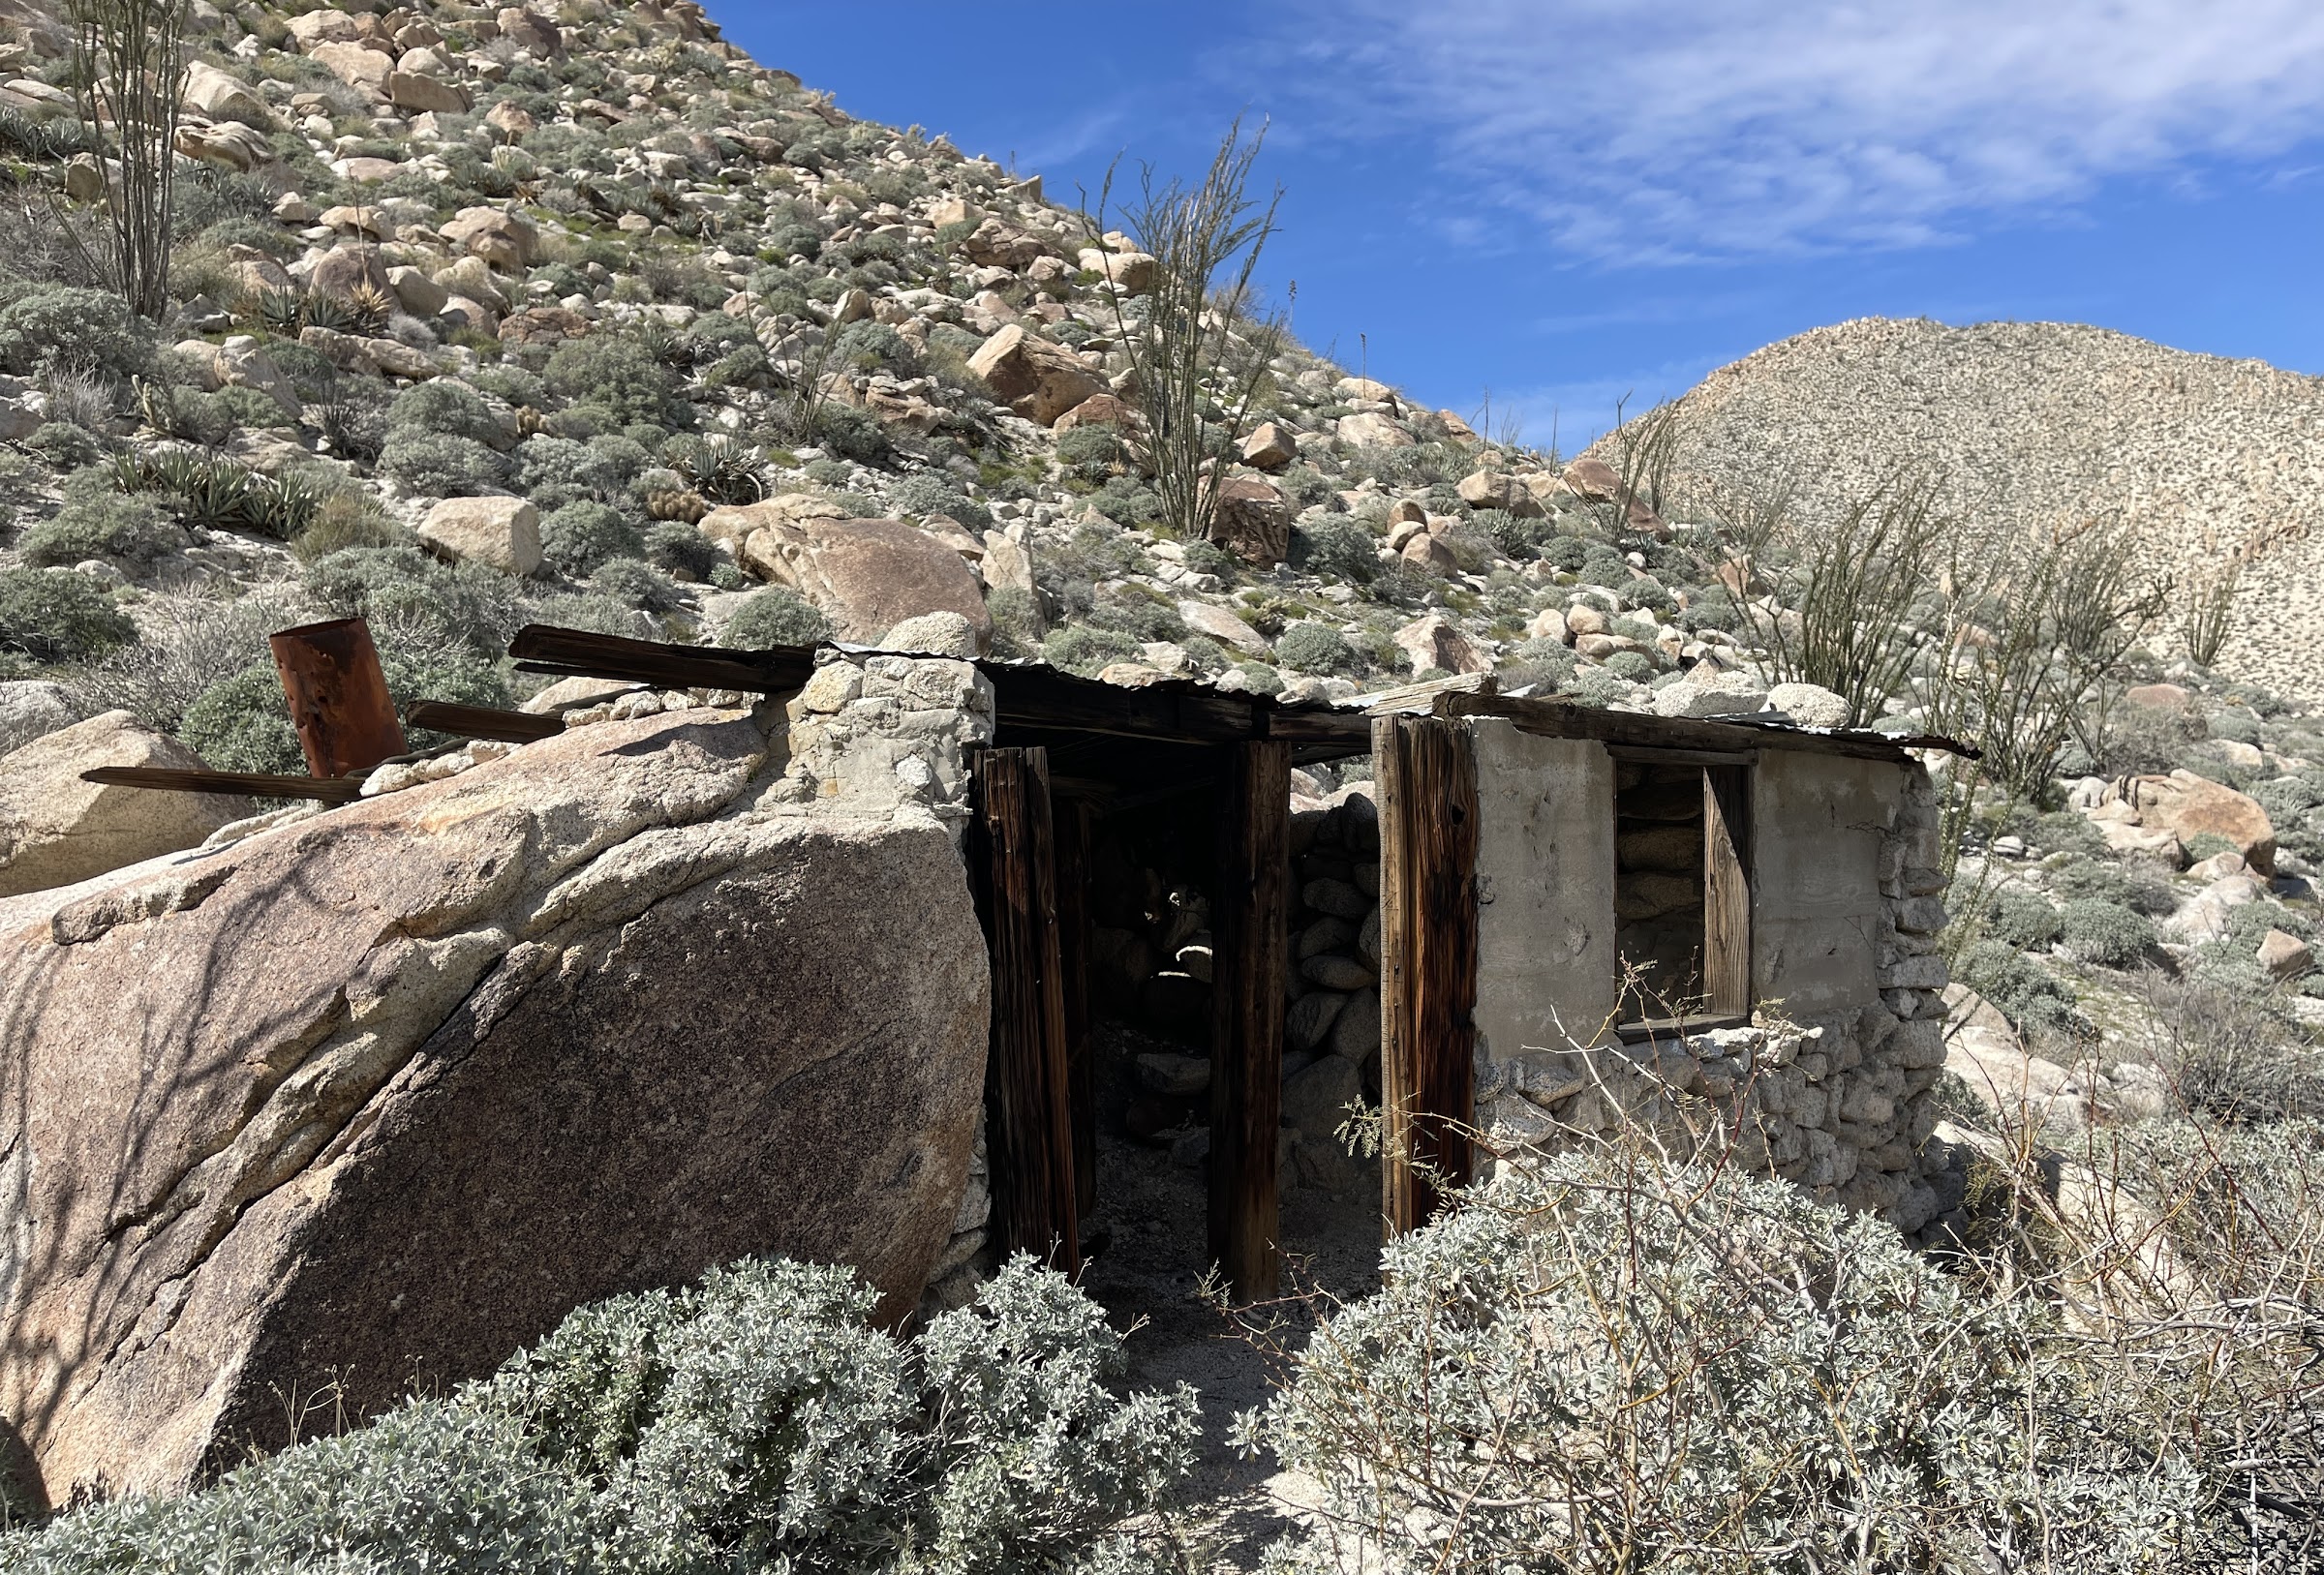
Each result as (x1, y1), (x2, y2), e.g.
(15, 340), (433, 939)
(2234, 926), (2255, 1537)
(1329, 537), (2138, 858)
(707, 0), (2324, 449)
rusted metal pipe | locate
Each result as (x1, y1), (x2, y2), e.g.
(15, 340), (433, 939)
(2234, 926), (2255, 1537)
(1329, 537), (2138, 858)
(269, 616), (405, 778)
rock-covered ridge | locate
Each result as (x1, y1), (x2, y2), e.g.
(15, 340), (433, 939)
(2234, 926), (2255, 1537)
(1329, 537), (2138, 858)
(1645, 317), (2324, 703)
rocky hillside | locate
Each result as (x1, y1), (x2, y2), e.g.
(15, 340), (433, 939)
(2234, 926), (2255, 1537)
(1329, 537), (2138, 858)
(1641, 318), (2324, 705)
(0, 0), (1760, 772)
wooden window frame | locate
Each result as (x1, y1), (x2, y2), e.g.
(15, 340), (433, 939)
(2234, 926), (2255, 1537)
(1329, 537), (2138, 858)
(1611, 746), (1755, 1041)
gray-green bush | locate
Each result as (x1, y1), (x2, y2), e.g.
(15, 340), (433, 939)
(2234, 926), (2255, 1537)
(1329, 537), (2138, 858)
(0, 568), (135, 665)
(4, 1257), (1198, 1574)
(1241, 1143), (2211, 1574)
(725, 587), (830, 649)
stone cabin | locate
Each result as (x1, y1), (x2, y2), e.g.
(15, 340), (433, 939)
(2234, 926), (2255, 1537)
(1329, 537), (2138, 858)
(0, 621), (1959, 1505)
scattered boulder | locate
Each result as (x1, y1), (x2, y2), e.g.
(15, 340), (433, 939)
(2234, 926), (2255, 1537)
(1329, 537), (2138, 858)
(385, 264), (448, 318)
(1239, 421), (1298, 470)
(1392, 613), (1489, 676)
(1563, 456), (1623, 501)
(725, 508), (994, 646)
(1652, 668), (1768, 718)
(0, 712), (251, 898)
(286, 10), (361, 47)
(1282, 1054), (1361, 1136)
(1337, 410), (1412, 449)
(1456, 469), (1544, 518)
(441, 206), (539, 272)
(173, 121), (273, 170)
(496, 6), (565, 54)
(388, 68), (467, 114)
(2125, 771), (2276, 874)
(2258, 927), (2314, 981)
(966, 324), (1105, 427)
(1209, 475), (1293, 567)
(1076, 247), (1157, 294)
(1178, 600), (1270, 655)
(182, 60), (268, 122)
(417, 496), (542, 575)
(876, 611), (981, 658)
(1765, 681), (1851, 730)
(0, 680), (82, 757)
(309, 244), (393, 302)
(0, 709), (986, 1502)
(309, 40), (393, 97)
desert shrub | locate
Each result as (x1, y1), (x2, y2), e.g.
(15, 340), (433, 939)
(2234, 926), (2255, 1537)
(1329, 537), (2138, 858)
(1086, 474), (1162, 530)
(986, 585), (1042, 656)
(1290, 516), (1378, 584)
(543, 333), (685, 428)
(0, 568), (135, 664)
(1181, 538), (1236, 580)
(305, 546), (522, 658)
(1053, 426), (1122, 488)
(642, 522), (719, 581)
(1042, 622), (1141, 677)
(1982, 886), (2064, 951)
(589, 557), (680, 613)
(1957, 939), (2090, 1039)
(1537, 536), (1589, 573)
(1497, 635), (1578, 693)
(1273, 621), (1358, 676)
(385, 379), (505, 446)
(890, 470), (991, 531)
(833, 319), (918, 377)
(514, 434), (646, 510)
(2145, 972), (2324, 1124)
(1245, 1141), (2208, 1574)
(811, 403), (890, 467)
(540, 500), (646, 578)
(2048, 856), (2176, 916)
(26, 422), (105, 469)
(1603, 650), (1657, 682)
(180, 647), (513, 774)
(5, 1257), (1195, 1574)
(1087, 588), (1185, 645)
(18, 491), (181, 567)
(2058, 897), (2156, 968)
(0, 287), (147, 378)
(379, 431), (506, 497)
(290, 492), (413, 564)
(725, 587), (830, 649)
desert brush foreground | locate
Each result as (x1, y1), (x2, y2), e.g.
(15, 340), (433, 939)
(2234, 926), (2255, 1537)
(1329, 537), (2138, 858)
(0, 0), (2318, 1569)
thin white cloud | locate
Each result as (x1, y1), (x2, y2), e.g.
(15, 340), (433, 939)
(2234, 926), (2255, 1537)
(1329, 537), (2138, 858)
(1273, 0), (2324, 258)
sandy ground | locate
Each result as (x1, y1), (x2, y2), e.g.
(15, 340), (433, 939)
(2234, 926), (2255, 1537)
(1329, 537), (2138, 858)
(1076, 1028), (1386, 1570)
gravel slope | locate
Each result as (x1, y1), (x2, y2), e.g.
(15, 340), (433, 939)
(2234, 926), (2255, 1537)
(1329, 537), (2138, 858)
(1647, 318), (2324, 703)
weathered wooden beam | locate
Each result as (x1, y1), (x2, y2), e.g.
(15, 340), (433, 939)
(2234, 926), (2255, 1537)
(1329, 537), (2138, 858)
(79, 767), (364, 803)
(271, 617), (405, 778)
(1703, 764), (1754, 1018)
(1374, 714), (1479, 1238)
(405, 702), (564, 743)
(1438, 691), (1972, 763)
(1052, 795), (1097, 1220)
(989, 664), (1266, 743)
(968, 747), (1081, 1277)
(1208, 738), (1290, 1299)
(1361, 671), (1497, 714)
(508, 624), (814, 693)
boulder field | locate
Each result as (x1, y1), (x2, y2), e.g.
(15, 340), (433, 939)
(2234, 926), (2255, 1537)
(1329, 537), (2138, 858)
(0, 702), (988, 1507)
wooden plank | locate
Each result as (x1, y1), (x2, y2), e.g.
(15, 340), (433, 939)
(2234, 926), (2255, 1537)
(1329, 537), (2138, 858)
(1703, 764), (1754, 1018)
(1361, 671), (1497, 714)
(1208, 739), (1291, 1298)
(1438, 691), (1963, 764)
(79, 767), (364, 803)
(1052, 795), (1097, 1219)
(1606, 744), (1757, 768)
(1374, 715), (1480, 1238)
(270, 617), (405, 777)
(989, 664), (1265, 743)
(508, 624), (814, 693)
(1263, 708), (1377, 748)
(405, 702), (564, 743)
(968, 747), (1081, 1276)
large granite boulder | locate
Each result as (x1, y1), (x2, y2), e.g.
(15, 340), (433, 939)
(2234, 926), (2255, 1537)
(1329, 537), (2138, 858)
(0, 707), (989, 1506)
(722, 508), (993, 648)
(0, 711), (250, 898)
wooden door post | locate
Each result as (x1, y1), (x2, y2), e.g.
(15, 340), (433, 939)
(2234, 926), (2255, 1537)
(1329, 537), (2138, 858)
(969, 748), (1081, 1276)
(270, 617), (405, 778)
(1373, 715), (1481, 1237)
(1052, 794), (1098, 1219)
(1208, 739), (1290, 1298)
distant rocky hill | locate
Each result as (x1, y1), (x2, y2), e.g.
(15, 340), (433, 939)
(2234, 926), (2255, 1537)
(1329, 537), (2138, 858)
(1640, 318), (2324, 705)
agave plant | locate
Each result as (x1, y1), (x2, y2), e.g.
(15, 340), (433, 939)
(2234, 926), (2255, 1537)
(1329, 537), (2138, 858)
(673, 435), (770, 505)
(250, 288), (305, 334)
(116, 445), (324, 541)
(339, 283), (397, 338)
